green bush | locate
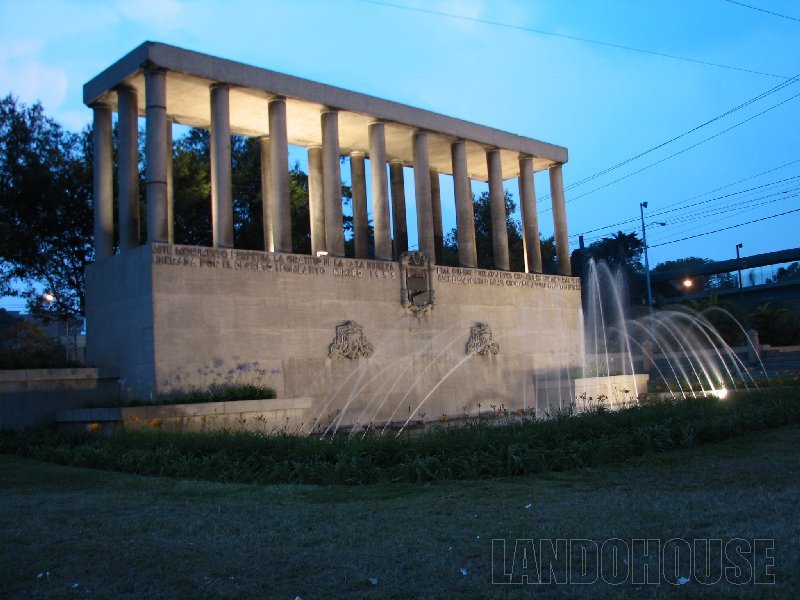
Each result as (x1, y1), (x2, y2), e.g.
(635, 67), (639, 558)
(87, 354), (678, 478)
(86, 383), (277, 408)
(126, 383), (276, 406)
(748, 303), (800, 346)
(0, 320), (77, 369)
(3, 387), (799, 486)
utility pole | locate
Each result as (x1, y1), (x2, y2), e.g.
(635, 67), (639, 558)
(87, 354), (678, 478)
(640, 202), (653, 320)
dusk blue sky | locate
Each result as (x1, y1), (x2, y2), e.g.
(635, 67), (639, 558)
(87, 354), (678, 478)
(1, 0), (798, 309)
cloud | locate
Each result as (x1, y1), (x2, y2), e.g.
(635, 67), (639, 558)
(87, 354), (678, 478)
(0, 1), (120, 40)
(0, 46), (69, 113)
(116, 0), (184, 30)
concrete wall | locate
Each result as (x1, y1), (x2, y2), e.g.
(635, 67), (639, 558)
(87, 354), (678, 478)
(0, 368), (119, 430)
(86, 244), (155, 390)
(55, 397), (312, 435)
(87, 244), (583, 433)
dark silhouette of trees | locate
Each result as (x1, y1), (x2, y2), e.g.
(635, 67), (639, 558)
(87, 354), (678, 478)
(443, 190), (557, 273)
(571, 230), (646, 305)
(0, 95), (93, 317)
(652, 257), (736, 291)
(173, 130), (353, 255)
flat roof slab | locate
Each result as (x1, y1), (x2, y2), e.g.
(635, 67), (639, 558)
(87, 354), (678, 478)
(84, 42), (568, 181)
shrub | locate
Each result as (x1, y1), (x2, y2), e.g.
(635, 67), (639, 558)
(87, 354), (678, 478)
(0, 320), (76, 369)
(3, 387), (799, 486)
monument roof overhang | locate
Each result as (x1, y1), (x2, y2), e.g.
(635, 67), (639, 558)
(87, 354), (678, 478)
(84, 42), (568, 182)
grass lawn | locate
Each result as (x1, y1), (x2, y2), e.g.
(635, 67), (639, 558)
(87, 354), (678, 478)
(1, 425), (798, 598)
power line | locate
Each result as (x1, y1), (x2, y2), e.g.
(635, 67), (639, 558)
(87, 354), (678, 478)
(571, 159), (800, 237)
(577, 181), (795, 242)
(647, 189), (800, 243)
(356, 0), (792, 79)
(723, 0), (800, 23)
(648, 205), (800, 248)
(544, 74), (800, 201)
(659, 187), (797, 222)
(581, 187), (799, 246)
(571, 170), (800, 239)
(644, 172), (800, 217)
(540, 91), (800, 213)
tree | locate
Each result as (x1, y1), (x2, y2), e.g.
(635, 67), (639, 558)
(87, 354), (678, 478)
(685, 295), (746, 345)
(0, 95), (93, 317)
(652, 257), (737, 292)
(173, 129), (353, 255)
(775, 262), (800, 283)
(748, 302), (800, 346)
(173, 128), (212, 247)
(572, 231), (644, 274)
(443, 190), (557, 273)
(571, 231), (646, 304)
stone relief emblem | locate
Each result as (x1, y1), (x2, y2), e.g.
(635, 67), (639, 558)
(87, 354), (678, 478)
(399, 251), (435, 318)
(466, 323), (499, 356)
(329, 321), (374, 359)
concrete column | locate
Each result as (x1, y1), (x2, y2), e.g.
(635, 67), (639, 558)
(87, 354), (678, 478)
(321, 110), (344, 256)
(389, 160), (408, 259)
(430, 168), (444, 264)
(518, 156), (542, 273)
(350, 151), (369, 258)
(412, 131), (436, 260)
(166, 118), (174, 244)
(451, 140), (476, 268)
(259, 136), (273, 252)
(308, 145), (325, 255)
(368, 121), (392, 260)
(91, 103), (113, 259)
(145, 67), (168, 243)
(269, 97), (291, 253)
(487, 149), (510, 271)
(116, 85), (139, 252)
(549, 164), (571, 276)
(210, 84), (233, 248)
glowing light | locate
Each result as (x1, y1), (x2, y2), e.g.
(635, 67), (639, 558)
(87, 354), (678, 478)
(706, 388), (728, 400)
(682, 278), (693, 288)
(316, 251), (328, 257)
(43, 292), (55, 303)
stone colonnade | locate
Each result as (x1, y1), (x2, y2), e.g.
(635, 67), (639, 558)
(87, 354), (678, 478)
(91, 75), (571, 275)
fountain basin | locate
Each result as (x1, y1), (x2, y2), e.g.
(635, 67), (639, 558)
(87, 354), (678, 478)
(536, 374), (650, 415)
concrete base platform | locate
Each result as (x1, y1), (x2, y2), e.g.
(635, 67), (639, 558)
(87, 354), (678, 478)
(86, 244), (583, 431)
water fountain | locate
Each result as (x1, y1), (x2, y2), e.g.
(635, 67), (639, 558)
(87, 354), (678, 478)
(308, 258), (763, 436)
(574, 259), (761, 408)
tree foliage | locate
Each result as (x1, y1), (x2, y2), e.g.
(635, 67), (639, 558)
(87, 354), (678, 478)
(0, 310), (73, 369)
(653, 256), (737, 291)
(571, 231), (644, 275)
(772, 262), (800, 284)
(443, 190), (556, 273)
(173, 129), (352, 254)
(748, 302), (800, 346)
(0, 95), (93, 317)
(571, 230), (646, 305)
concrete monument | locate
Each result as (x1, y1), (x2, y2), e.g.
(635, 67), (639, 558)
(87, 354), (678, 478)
(84, 42), (581, 431)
